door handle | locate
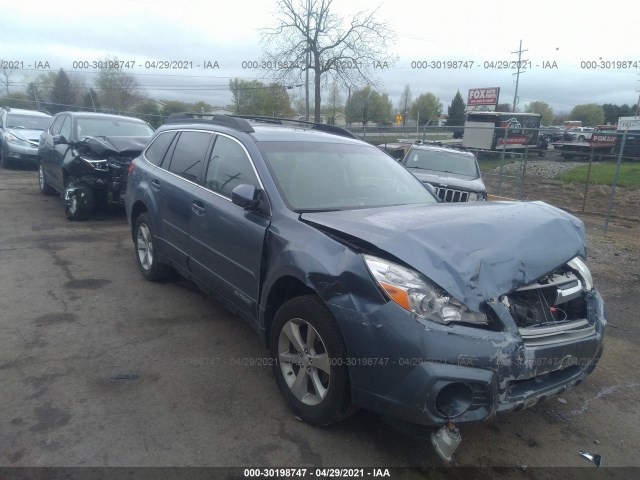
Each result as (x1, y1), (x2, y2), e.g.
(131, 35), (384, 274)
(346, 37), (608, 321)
(192, 201), (206, 215)
(151, 179), (160, 191)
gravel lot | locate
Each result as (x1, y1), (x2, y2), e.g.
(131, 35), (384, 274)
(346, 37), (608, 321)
(1, 166), (639, 478)
(485, 159), (591, 178)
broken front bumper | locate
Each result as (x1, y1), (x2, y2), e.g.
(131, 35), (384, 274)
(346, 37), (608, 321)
(332, 290), (605, 428)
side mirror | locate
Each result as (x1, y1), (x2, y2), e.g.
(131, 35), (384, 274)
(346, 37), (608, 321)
(231, 184), (260, 210)
(52, 134), (68, 145)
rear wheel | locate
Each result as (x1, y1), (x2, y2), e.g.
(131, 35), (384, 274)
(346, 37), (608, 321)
(270, 295), (354, 426)
(134, 213), (171, 281)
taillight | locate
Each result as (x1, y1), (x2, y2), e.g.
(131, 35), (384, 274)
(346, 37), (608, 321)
(128, 160), (136, 175)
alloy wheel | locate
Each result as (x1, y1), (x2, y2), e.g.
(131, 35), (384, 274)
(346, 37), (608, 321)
(136, 223), (154, 271)
(278, 318), (331, 406)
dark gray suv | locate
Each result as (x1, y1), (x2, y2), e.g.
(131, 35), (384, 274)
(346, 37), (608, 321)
(125, 114), (605, 461)
(401, 143), (487, 202)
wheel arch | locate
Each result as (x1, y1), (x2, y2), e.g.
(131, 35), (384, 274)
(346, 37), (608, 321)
(261, 275), (316, 348)
(129, 200), (149, 240)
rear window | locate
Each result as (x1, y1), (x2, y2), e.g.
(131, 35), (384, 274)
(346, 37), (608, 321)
(404, 149), (479, 178)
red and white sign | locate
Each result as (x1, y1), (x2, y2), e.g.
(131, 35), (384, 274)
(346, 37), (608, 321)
(468, 87), (500, 106)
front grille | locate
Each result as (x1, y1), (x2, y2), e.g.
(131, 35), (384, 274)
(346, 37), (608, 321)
(434, 186), (470, 202)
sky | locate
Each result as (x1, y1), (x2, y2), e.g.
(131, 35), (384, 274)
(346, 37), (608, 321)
(1, 0), (638, 115)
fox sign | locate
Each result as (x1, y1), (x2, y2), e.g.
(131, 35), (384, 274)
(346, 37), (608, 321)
(468, 88), (500, 106)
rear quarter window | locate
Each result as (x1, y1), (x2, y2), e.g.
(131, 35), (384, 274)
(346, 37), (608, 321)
(145, 131), (177, 167)
(167, 131), (212, 182)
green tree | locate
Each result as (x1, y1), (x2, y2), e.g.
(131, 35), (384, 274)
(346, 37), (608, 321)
(397, 85), (412, 126)
(133, 100), (162, 128)
(228, 78), (293, 116)
(0, 92), (32, 109)
(446, 91), (466, 126)
(94, 56), (143, 113)
(160, 100), (192, 117)
(261, 0), (396, 122)
(410, 93), (442, 126)
(193, 101), (213, 114)
(49, 69), (76, 113)
(602, 103), (637, 124)
(345, 86), (389, 128)
(525, 100), (554, 125)
(570, 104), (605, 127)
(495, 103), (512, 112)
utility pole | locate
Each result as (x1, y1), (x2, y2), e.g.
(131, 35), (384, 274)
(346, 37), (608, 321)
(304, 0), (311, 121)
(512, 40), (528, 113)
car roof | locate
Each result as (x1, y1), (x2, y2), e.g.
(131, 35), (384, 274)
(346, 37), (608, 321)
(55, 111), (147, 123)
(407, 143), (475, 157)
(3, 108), (51, 118)
(156, 114), (366, 145)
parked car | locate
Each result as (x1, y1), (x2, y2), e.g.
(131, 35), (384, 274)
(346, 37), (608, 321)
(539, 126), (567, 142)
(125, 114), (605, 461)
(569, 127), (595, 141)
(38, 112), (154, 220)
(0, 107), (51, 168)
(400, 143), (487, 202)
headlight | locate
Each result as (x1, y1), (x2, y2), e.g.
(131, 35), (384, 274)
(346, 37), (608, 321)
(363, 255), (487, 325)
(79, 156), (109, 171)
(568, 256), (593, 290)
(468, 192), (486, 202)
(5, 133), (30, 147)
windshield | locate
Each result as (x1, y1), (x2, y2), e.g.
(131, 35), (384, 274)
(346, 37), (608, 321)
(6, 114), (50, 130)
(403, 149), (479, 177)
(258, 141), (437, 211)
(76, 118), (154, 138)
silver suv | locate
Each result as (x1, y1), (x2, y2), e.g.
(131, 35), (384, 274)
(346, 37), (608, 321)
(0, 107), (51, 168)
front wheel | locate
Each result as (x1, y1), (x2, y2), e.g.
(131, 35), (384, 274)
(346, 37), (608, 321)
(133, 213), (171, 281)
(65, 185), (93, 221)
(38, 162), (56, 195)
(270, 295), (354, 426)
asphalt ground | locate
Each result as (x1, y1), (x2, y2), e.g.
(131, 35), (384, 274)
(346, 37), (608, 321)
(1, 166), (638, 478)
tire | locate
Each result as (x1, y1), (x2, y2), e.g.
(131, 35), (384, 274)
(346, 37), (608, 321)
(65, 185), (93, 221)
(270, 295), (354, 426)
(38, 161), (56, 195)
(133, 213), (171, 281)
(0, 146), (11, 169)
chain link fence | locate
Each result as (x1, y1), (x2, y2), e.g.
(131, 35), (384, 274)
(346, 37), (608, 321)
(359, 124), (640, 233)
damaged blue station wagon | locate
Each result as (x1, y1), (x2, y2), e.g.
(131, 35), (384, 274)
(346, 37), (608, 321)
(125, 114), (605, 461)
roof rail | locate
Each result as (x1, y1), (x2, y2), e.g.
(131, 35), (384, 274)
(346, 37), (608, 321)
(234, 115), (360, 140)
(164, 112), (255, 133)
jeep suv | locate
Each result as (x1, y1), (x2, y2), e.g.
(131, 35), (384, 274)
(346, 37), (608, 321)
(400, 143), (487, 202)
(0, 107), (51, 168)
(125, 114), (605, 460)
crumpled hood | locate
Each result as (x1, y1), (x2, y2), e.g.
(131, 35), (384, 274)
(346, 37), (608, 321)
(407, 169), (486, 193)
(78, 136), (150, 156)
(301, 201), (586, 311)
(7, 128), (43, 144)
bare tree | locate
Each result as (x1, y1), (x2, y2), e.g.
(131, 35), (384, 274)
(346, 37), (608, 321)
(261, 0), (396, 122)
(326, 81), (343, 124)
(94, 56), (143, 113)
(397, 84), (412, 126)
(0, 61), (18, 95)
